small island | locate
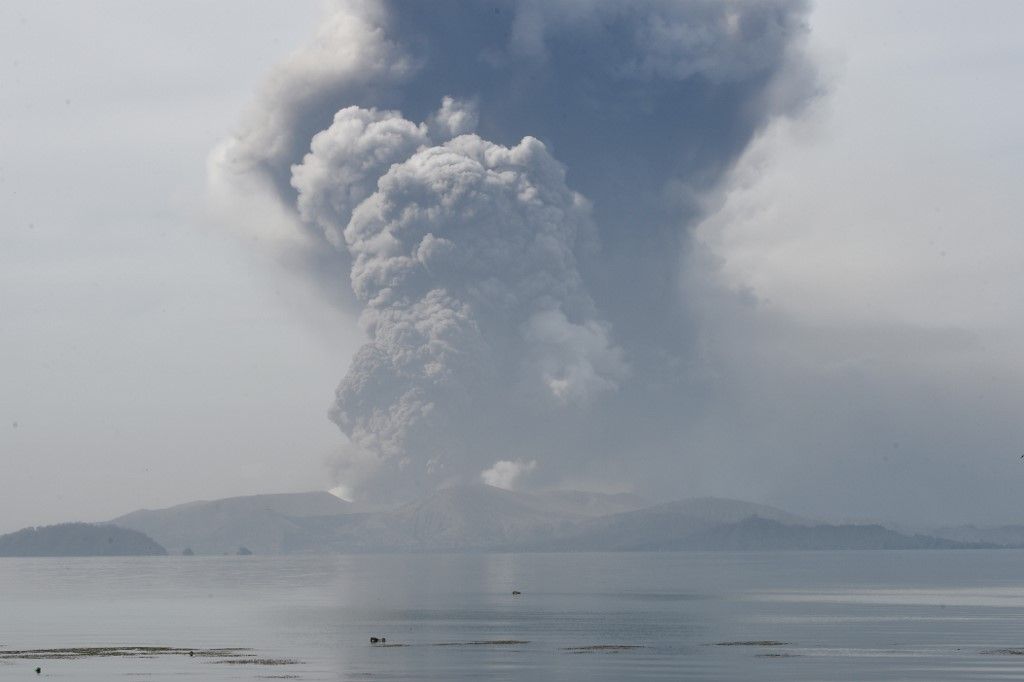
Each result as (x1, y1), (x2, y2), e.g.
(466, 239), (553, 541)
(0, 523), (167, 557)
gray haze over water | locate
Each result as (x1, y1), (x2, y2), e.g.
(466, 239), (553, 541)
(2, 1), (1024, 531)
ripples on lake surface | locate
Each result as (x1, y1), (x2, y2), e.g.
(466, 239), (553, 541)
(2, 550), (1024, 680)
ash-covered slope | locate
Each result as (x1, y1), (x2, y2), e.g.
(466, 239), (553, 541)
(529, 490), (650, 518)
(107, 487), (994, 554)
(386, 484), (583, 549)
(289, 484), (597, 552)
(0, 523), (166, 557)
(112, 491), (350, 555)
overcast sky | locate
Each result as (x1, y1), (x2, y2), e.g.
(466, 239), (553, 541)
(2, 1), (1022, 533)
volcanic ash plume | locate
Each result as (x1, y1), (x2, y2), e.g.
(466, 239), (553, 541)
(291, 104), (625, 497)
(213, 0), (815, 500)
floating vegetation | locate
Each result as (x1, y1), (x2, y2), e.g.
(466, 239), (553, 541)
(981, 648), (1024, 656)
(757, 652), (801, 658)
(366, 640), (529, 649)
(714, 641), (789, 647)
(190, 649), (253, 658)
(0, 647), (244, 660)
(563, 645), (645, 653)
(432, 640), (529, 647)
(0, 646), (302, 665)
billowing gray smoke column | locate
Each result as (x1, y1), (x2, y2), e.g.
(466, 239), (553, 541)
(290, 104), (625, 495)
(212, 0), (815, 500)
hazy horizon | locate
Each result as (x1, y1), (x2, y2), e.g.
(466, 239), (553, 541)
(3, 0), (1024, 535)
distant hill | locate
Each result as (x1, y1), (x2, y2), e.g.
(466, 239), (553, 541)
(672, 517), (990, 551)
(105, 486), (998, 554)
(645, 497), (810, 525)
(112, 491), (350, 555)
(532, 497), (809, 551)
(533, 499), (991, 551)
(929, 524), (1024, 548)
(0, 523), (166, 557)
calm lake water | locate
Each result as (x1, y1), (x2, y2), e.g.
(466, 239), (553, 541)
(3, 551), (1024, 680)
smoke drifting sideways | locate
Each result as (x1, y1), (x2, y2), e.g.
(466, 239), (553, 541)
(210, 0), (816, 501)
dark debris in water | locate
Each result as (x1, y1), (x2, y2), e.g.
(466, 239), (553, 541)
(714, 641), (789, 647)
(562, 645), (646, 653)
(757, 652), (801, 658)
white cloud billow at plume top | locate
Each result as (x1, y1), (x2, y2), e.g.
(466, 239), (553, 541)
(292, 106), (430, 248)
(481, 459), (538, 490)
